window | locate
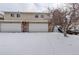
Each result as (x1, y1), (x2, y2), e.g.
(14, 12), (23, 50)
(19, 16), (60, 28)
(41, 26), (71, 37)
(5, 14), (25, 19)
(17, 14), (20, 17)
(35, 15), (38, 18)
(41, 15), (44, 18)
(11, 13), (14, 17)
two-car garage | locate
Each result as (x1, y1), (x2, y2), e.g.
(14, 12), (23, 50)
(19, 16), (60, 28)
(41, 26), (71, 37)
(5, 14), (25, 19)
(0, 20), (48, 32)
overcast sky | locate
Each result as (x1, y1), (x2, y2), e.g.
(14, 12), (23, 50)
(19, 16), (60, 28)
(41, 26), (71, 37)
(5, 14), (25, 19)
(0, 3), (65, 12)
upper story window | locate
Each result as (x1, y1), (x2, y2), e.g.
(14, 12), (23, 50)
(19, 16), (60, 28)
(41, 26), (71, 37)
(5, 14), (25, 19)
(41, 15), (44, 18)
(11, 13), (14, 17)
(17, 14), (20, 17)
(35, 15), (38, 18)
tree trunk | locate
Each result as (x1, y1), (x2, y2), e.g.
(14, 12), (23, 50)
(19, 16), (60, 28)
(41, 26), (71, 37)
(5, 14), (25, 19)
(64, 27), (67, 37)
(52, 24), (55, 32)
(63, 23), (68, 37)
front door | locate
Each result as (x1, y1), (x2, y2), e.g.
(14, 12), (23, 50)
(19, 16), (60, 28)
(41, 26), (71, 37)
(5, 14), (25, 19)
(21, 22), (29, 32)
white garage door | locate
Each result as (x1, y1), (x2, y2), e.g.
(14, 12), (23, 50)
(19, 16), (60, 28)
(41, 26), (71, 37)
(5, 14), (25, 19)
(29, 23), (48, 32)
(1, 23), (21, 32)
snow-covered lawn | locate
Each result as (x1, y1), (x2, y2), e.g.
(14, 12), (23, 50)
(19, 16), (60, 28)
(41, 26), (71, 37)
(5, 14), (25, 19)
(0, 32), (79, 55)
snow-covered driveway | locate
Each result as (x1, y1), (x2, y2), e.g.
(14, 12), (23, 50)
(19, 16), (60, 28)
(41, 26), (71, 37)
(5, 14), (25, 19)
(0, 32), (79, 55)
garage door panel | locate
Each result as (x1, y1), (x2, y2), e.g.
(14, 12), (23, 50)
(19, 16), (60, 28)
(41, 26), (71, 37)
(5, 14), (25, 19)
(29, 23), (48, 32)
(1, 23), (21, 32)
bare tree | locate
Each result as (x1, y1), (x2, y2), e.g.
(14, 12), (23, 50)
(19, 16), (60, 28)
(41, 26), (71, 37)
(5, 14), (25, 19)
(48, 8), (65, 32)
(48, 3), (79, 37)
(52, 9), (70, 37)
(61, 3), (79, 36)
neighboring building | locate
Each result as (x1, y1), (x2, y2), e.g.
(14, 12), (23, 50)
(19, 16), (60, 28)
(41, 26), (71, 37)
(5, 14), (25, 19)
(0, 11), (51, 32)
(0, 14), (4, 20)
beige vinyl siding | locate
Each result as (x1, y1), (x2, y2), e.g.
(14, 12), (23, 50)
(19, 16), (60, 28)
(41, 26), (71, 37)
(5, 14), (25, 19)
(4, 12), (50, 20)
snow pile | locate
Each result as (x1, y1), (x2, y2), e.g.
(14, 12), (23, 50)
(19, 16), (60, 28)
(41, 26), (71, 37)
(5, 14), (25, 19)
(0, 32), (79, 55)
(53, 26), (59, 32)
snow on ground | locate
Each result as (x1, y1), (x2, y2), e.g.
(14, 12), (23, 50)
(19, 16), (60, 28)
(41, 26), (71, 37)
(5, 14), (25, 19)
(0, 32), (79, 55)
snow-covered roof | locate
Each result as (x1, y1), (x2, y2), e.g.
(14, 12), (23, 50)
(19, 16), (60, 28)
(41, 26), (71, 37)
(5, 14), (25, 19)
(0, 11), (4, 15)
